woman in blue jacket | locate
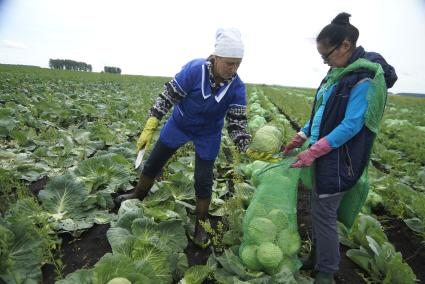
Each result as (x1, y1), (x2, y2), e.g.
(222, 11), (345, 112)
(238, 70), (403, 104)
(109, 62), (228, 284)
(115, 28), (251, 248)
(283, 13), (397, 283)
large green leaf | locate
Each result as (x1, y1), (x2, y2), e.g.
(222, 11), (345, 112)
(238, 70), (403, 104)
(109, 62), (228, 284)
(0, 218), (45, 283)
(73, 153), (132, 193)
(93, 253), (155, 283)
(346, 248), (371, 272)
(157, 220), (188, 253)
(38, 174), (112, 233)
(39, 174), (88, 220)
(180, 265), (212, 284)
(0, 108), (18, 137)
(404, 217), (425, 233)
(215, 247), (248, 279)
(56, 269), (94, 284)
(162, 172), (195, 201)
(107, 227), (135, 256)
(131, 241), (172, 283)
(113, 199), (144, 231)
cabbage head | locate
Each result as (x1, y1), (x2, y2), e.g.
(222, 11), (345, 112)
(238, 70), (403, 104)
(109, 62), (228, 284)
(234, 182), (256, 207)
(247, 217), (277, 244)
(276, 229), (301, 256)
(240, 160), (269, 178)
(106, 277), (131, 284)
(240, 244), (263, 270)
(256, 242), (283, 269)
(266, 209), (288, 231)
(248, 115), (267, 133)
(249, 125), (283, 154)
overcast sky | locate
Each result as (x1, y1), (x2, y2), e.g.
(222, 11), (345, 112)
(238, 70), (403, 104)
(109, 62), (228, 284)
(1, 0), (424, 94)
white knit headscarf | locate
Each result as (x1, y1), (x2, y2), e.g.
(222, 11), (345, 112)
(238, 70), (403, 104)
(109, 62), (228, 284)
(213, 28), (244, 58)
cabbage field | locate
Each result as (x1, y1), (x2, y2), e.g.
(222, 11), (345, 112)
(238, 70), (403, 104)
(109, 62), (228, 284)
(1, 64), (424, 284)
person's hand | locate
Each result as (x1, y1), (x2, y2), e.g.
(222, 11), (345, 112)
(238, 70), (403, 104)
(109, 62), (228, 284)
(136, 116), (159, 152)
(246, 148), (279, 162)
(291, 137), (332, 168)
(283, 132), (307, 155)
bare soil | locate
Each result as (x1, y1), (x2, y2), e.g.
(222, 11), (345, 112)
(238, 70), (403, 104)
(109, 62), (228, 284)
(39, 182), (425, 283)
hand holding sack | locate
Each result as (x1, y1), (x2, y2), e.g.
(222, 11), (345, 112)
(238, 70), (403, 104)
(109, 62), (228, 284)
(291, 137), (332, 168)
(282, 131), (307, 155)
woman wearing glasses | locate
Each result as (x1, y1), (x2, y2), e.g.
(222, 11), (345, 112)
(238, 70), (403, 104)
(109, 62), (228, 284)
(283, 12), (397, 283)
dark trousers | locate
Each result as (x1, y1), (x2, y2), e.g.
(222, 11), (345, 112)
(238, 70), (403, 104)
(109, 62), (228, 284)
(311, 190), (344, 273)
(142, 139), (215, 199)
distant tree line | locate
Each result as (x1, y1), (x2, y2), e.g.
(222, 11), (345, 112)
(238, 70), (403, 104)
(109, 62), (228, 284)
(103, 66), (121, 74)
(49, 59), (92, 72)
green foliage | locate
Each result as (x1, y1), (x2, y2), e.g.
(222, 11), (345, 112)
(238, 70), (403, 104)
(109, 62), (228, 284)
(222, 196), (245, 246)
(2, 64), (424, 283)
(347, 237), (416, 284)
(180, 265), (212, 284)
(73, 153), (132, 193)
(39, 174), (114, 233)
(0, 196), (61, 283)
(200, 220), (225, 253)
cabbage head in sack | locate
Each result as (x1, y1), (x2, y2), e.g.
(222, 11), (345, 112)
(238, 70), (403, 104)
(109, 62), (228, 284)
(249, 125), (283, 154)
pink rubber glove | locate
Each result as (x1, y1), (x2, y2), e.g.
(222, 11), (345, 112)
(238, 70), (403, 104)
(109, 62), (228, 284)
(283, 132), (307, 154)
(291, 137), (332, 168)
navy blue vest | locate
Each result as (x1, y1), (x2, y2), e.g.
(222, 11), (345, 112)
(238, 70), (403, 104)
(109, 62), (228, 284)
(309, 46), (397, 195)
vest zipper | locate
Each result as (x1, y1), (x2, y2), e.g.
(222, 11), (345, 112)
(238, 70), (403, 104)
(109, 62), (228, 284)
(337, 148), (341, 191)
(344, 144), (355, 177)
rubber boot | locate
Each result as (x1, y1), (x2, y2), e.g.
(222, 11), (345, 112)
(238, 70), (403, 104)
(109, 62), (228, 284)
(314, 272), (335, 284)
(301, 245), (316, 271)
(192, 197), (211, 249)
(114, 174), (155, 205)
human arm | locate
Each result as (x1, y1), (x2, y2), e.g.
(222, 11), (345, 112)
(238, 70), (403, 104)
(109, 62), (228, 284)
(291, 80), (370, 167)
(149, 80), (187, 120)
(325, 79), (370, 148)
(283, 131), (308, 154)
(137, 61), (197, 151)
(226, 105), (251, 153)
(136, 80), (186, 152)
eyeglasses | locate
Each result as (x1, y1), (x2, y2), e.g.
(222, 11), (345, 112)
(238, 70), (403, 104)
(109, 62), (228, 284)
(321, 44), (340, 61)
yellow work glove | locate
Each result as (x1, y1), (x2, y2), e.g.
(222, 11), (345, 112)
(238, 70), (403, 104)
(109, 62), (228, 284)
(136, 117), (159, 152)
(246, 148), (280, 163)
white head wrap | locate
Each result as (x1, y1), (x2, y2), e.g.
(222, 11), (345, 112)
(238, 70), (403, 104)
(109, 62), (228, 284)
(213, 28), (244, 58)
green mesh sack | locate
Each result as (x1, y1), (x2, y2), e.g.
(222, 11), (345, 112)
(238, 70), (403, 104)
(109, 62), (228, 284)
(338, 167), (369, 230)
(298, 163), (369, 230)
(322, 58), (387, 135)
(240, 158), (302, 274)
(295, 141), (314, 190)
(299, 166), (314, 190)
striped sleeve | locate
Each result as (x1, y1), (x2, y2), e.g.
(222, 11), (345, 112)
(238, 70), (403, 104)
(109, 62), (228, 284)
(226, 105), (251, 152)
(149, 79), (187, 120)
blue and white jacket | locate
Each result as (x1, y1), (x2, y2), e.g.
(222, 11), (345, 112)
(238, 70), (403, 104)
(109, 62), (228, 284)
(149, 57), (251, 152)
